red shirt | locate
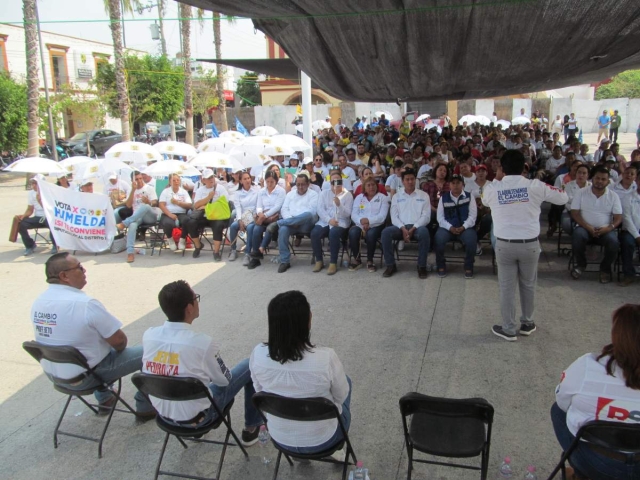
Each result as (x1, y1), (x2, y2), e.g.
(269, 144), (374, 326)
(353, 183), (387, 197)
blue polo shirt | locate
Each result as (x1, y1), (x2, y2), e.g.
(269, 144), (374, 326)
(598, 114), (610, 127)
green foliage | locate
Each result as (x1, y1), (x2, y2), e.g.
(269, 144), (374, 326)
(236, 71), (261, 107)
(595, 70), (640, 100)
(93, 54), (184, 125)
(192, 69), (219, 120)
(0, 73), (28, 152)
(38, 83), (107, 136)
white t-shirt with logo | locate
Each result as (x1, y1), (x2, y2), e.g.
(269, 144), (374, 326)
(556, 353), (640, 435)
(28, 190), (45, 218)
(104, 179), (132, 199)
(159, 187), (192, 214)
(132, 184), (158, 213)
(30, 284), (122, 379)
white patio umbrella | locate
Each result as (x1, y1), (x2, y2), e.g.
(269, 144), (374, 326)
(81, 158), (133, 181)
(144, 160), (201, 177)
(189, 152), (244, 171)
(423, 123), (442, 134)
(474, 115), (492, 126)
(374, 111), (393, 120)
(229, 148), (267, 168)
(105, 141), (162, 164)
(271, 134), (311, 149)
(3, 157), (65, 175)
(153, 141), (198, 159)
(219, 130), (245, 140)
(58, 156), (92, 172)
(197, 137), (243, 153)
(415, 114), (431, 122)
(251, 126), (279, 136)
(458, 114), (479, 125)
(263, 144), (294, 156)
(311, 120), (331, 131)
(497, 120), (511, 129)
(511, 116), (531, 126)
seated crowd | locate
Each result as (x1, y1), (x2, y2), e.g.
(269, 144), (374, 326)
(17, 116), (640, 283)
(29, 253), (640, 478)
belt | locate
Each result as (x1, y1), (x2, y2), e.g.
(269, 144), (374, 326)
(588, 444), (640, 463)
(496, 237), (538, 243)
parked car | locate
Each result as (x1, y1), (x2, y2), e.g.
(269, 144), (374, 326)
(62, 130), (122, 157)
(156, 124), (187, 141)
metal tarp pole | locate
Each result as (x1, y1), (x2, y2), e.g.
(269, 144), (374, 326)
(301, 71), (312, 145)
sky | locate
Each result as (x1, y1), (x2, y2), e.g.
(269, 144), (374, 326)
(1, 0), (267, 61)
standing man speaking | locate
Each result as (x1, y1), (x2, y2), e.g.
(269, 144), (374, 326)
(482, 150), (568, 342)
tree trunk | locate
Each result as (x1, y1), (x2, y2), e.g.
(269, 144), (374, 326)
(158, 0), (167, 57)
(107, 0), (131, 141)
(23, 0), (40, 157)
(180, 3), (194, 145)
(213, 13), (228, 131)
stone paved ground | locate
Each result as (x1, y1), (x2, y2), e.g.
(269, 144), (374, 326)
(0, 133), (637, 480)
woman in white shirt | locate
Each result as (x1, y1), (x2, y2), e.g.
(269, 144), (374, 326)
(552, 304), (640, 480)
(250, 290), (351, 455)
(158, 173), (193, 251)
(561, 164), (590, 234)
(227, 171), (259, 264)
(349, 178), (390, 272)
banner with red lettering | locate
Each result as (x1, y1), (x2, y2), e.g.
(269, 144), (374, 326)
(37, 180), (117, 252)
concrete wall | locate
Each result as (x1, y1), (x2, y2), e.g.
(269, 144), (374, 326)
(512, 98), (532, 119)
(494, 99), (512, 122)
(549, 98), (634, 134)
(457, 100), (475, 118)
(254, 104), (331, 136)
(628, 100), (640, 137)
(211, 107), (256, 133)
(475, 99), (494, 118)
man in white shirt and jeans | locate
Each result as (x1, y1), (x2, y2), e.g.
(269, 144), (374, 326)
(31, 253), (155, 418)
(482, 150), (568, 341)
(570, 165), (622, 283)
(142, 280), (262, 445)
(18, 175), (57, 255)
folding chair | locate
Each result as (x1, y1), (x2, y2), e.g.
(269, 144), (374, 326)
(33, 227), (54, 247)
(399, 392), (494, 480)
(140, 222), (167, 256)
(131, 373), (248, 480)
(22, 341), (137, 458)
(547, 420), (640, 480)
(252, 392), (358, 480)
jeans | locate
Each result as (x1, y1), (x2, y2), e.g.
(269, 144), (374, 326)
(609, 127), (619, 143)
(620, 230), (639, 277)
(495, 239), (540, 335)
(477, 213), (492, 241)
(52, 346), (153, 413)
(381, 224), (430, 268)
(434, 227), (477, 271)
(560, 211), (573, 235)
(310, 224), (347, 264)
(276, 377), (352, 454)
(228, 220), (251, 252)
(550, 402), (640, 480)
(118, 204), (158, 254)
(250, 223), (268, 254)
(19, 216), (56, 249)
(278, 212), (317, 264)
(349, 224), (384, 262)
(571, 227), (619, 273)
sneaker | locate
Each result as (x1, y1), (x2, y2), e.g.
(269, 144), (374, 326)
(23, 246), (36, 256)
(397, 240), (405, 251)
(475, 245), (483, 256)
(247, 258), (261, 269)
(367, 262), (377, 273)
(278, 262), (290, 273)
(97, 395), (117, 416)
(491, 325), (517, 342)
(348, 261), (362, 271)
(213, 252), (222, 262)
(437, 269), (447, 278)
(178, 239), (186, 251)
(242, 254), (251, 267)
(241, 426), (260, 447)
(228, 250), (238, 261)
(520, 323), (537, 336)
(169, 242), (177, 252)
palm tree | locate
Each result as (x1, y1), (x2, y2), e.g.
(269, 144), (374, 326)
(22, 0), (40, 157)
(105, 0), (131, 141)
(157, 0), (167, 56)
(212, 12), (228, 131)
(180, 3), (194, 145)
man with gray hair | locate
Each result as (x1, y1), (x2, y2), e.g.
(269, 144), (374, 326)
(29, 252), (155, 418)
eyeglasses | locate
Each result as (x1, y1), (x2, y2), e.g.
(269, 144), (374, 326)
(193, 293), (201, 303)
(62, 263), (84, 274)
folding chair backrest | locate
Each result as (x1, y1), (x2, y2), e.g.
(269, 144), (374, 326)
(253, 392), (339, 422)
(579, 420), (640, 454)
(22, 340), (91, 370)
(399, 392), (494, 424)
(131, 373), (211, 402)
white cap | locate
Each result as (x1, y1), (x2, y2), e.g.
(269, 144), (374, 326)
(108, 172), (117, 180)
(386, 143), (397, 148)
(202, 168), (215, 178)
(80, 179), (93, 186)
(302, 156), (313, 165)
(325, 116), (331, 120)
(30, 173), (45, 182)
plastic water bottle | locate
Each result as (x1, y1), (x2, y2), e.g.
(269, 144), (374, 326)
(348, 461), (370, 480)
(523, 465), (537, 480)
(135, 248), (146, 255)
(497, 457), (514, 478)
(258, 425), (270, 465)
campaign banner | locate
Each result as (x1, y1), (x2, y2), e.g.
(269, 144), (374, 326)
(37, 180), (117, 252)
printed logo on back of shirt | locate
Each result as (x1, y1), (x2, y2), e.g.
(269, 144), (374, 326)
(497, 188), (529, 205)
(596, 397), (640, 423)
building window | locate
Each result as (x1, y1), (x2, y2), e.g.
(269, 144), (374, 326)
(0, 35), (8, 72)
(93, 53), (110, 76)
(46, 44), (70, 91)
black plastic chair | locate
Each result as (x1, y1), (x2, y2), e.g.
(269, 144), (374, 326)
(252, 392), (358, 480)
(399, 392), (494, 480)
(22, 341), (137, 458)
(131, 373), (248, 480)
(547, 420), (640, 480)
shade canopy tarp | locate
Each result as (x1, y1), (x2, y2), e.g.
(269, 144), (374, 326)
(182, 0), (640, 102)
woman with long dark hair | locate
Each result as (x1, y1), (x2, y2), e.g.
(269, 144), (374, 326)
(551, 304), (640, 479)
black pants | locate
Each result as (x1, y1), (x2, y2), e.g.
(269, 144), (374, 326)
(184, 215), (229, 242)
(159, 213), (190, 239)
(609, 127), (618, 143)
(19, 216), (56, 248)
